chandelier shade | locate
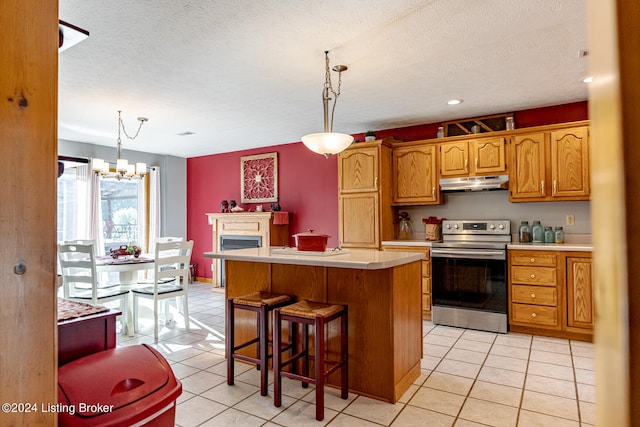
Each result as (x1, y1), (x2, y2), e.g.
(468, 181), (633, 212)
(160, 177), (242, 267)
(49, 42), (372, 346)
(92, 111), (148, 180)
(301, 51), (353, 158)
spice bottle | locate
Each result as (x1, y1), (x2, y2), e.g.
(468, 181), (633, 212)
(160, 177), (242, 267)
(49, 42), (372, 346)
(531, 221), (543, 243)
(544, 226), (554, 243)
(518, 221), (531, 243)
(555, 226), (565, 244)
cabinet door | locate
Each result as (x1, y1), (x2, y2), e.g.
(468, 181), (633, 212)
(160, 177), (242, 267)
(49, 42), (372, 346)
(566, 255), (594, 329)
(339, 193), (379, 248)
(471, 137), (506, 174)
(440, 141), (469, 176)
(393, 145), (439, 204)
(550, 127), (590, 199)
(382, 246), (431, 319)
(510, 132), (547, 200)
(338, 147), (379, 193)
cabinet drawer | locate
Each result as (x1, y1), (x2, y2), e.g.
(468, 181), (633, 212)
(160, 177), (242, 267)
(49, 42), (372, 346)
(422, 277), (431, 294)
(422, 259), (430, 276)
(512, 285), (557, 306)
(511, 253), (557, 267)
(511, 266), (556, 286)
(512, 304), (559, 327)
(422, 294), (431, 312)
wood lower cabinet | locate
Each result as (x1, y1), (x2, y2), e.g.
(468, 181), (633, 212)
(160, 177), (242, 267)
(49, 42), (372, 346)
(509, 250), (561, 331)
(509, 249), (593, 340)
(382, 245), (431, 319)
(566, 254), (594, 331)
(510, 124), (590, 202)
(338, 139), (396, 248)
(392, 144), (440, 205)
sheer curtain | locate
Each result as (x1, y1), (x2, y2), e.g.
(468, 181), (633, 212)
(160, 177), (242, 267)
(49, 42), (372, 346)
(148, 166), (161, 252)
(86, 159), (105, 255)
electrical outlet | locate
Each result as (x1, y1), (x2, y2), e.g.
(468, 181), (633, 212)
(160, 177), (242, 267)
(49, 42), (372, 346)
(566, 214), (575, 226)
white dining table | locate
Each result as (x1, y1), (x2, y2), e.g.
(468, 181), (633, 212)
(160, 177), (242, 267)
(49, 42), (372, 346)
(96, 255), (155, 284)
(96, 255), (155, 336)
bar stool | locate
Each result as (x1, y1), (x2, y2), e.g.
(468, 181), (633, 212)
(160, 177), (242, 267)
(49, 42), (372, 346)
(226, 291), (295, 396)
(273, 300), (348, 421)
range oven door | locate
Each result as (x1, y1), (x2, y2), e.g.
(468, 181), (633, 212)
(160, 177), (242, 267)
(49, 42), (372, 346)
(431, 247), (507, 314)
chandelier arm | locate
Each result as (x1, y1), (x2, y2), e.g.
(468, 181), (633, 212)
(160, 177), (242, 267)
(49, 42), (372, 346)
(119, 117), (146, 140)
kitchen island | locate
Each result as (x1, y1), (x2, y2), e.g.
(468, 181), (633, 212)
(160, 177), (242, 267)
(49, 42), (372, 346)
(204, 247), (424, 403)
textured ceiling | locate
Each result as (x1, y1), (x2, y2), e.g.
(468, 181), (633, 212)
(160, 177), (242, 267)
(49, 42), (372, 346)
(58, 0), (589, 158)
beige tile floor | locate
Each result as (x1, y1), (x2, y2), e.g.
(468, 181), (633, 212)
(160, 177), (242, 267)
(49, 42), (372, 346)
(116, 282), (596, 426)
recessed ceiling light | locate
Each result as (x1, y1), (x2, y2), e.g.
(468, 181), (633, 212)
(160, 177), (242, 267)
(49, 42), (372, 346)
(582, 77), (593, 83)
(446, 99), (463, 105)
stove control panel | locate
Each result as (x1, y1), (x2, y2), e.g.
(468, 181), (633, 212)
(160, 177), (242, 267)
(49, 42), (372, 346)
(442, 220), (511, 235)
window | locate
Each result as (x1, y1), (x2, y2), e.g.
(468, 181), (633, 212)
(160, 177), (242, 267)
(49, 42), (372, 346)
(57, 158), (150, 255)
(57, 161), (88, 242)
(101, 177), (146, 252)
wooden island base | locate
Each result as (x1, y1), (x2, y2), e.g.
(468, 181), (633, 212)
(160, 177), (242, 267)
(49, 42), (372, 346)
(225, 259), (422, 403)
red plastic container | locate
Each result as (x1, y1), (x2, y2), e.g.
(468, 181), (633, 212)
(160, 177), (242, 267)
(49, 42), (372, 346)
(293, 230), (329, 252)
(57, 344), (182, 426)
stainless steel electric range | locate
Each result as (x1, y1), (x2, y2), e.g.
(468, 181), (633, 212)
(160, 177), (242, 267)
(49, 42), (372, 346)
(430, 219), (511, 333)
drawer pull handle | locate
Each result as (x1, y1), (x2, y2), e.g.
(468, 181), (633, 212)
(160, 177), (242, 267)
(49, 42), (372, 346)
(531, 313), (537, 318)
(530, 258), (536, 263)
(531, 293), (536, 298)
(530, 274), (535, 279)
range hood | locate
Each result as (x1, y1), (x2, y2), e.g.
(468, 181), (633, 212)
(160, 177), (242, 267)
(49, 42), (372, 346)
(439, 175), (509, 192)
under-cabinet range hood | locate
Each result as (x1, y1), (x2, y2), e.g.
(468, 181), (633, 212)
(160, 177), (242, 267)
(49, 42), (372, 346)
(439, 175), (509, 192)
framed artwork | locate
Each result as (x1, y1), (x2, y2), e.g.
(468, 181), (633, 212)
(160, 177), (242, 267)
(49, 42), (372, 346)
(240, 152), (278, 203)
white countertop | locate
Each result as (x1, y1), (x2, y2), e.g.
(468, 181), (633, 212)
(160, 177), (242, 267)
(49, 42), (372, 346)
(381, 240), (438, 247)
(203, 247), (425, 270)
(507, 243), (592, 251)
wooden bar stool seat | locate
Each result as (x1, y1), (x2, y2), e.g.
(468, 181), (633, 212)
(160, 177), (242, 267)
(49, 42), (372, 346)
(226, 291), (295, 396)
(273, 300), (348, 421)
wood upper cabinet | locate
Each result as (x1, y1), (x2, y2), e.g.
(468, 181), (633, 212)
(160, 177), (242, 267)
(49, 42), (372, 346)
(550, 127), (590, 198)
(338, 146), (379, 193)
(440, 137), (506, 177)
(566, 254), (594, 331)
(392, 144), (440, 205)
(338, 140), (395, 248)
(510, 132), (547, 199)
(440, 141), (469, 176)
(339, 193), (379, 248)
(510, 125), (590, 202)
(472, 137), (507, 174)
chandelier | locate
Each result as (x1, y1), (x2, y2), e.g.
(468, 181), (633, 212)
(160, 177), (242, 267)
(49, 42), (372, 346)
(93, 111), (148, 180)
(301, 51), (354, 158)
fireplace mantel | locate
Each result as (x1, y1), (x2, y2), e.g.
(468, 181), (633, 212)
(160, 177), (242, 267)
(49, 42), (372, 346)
(205, 212), (289, 286)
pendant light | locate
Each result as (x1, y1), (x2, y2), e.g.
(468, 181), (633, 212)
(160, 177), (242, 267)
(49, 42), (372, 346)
(93, 111), (148, 180)
(301, 51), (354, 158)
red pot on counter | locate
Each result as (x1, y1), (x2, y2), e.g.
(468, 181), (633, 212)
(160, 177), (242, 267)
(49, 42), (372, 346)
(293, 230), (329, 252)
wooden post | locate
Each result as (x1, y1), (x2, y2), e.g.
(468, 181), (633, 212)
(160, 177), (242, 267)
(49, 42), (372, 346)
(0, 1), (58, 424)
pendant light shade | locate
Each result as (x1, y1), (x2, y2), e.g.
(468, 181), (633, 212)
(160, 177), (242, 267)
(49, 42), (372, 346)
(301, 51), (354, 158)
(301, 132), (354, 158)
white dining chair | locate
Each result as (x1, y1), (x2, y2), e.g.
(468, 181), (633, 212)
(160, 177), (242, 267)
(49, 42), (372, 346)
(132, 239), (194, 342)
(57, 241), (129, 331)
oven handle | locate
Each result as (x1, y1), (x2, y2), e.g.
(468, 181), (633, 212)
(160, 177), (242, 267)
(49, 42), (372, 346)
(431, 248), (506, 260)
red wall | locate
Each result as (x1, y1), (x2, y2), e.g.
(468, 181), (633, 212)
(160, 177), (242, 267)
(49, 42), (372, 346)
(187, 142), (338, 278)
(187, 101), (588, 279)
